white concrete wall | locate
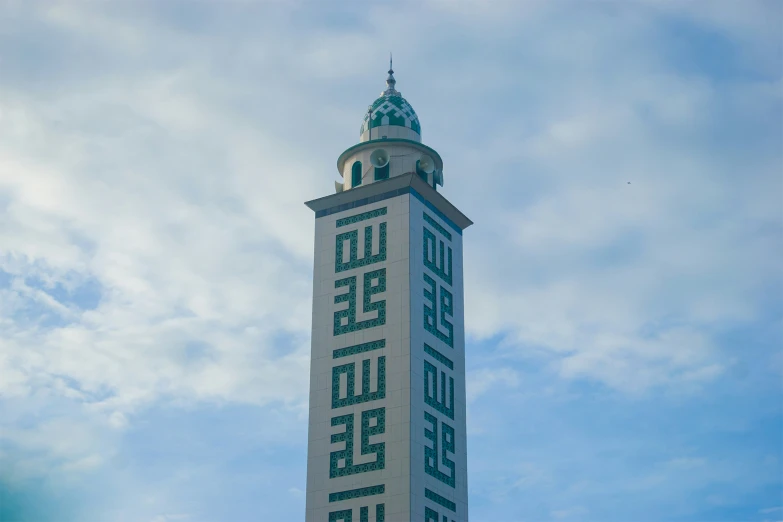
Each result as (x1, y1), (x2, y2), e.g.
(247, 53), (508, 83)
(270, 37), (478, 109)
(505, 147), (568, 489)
(306, 194), (413, 522)
(341, 144), (436, 189)
(360, 124), (421, 143)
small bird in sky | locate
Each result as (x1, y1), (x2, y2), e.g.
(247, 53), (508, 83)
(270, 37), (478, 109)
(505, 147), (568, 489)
(627, 181), (631, 184)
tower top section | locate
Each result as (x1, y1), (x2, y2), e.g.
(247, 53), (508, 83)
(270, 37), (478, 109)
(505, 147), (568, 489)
(359, 59), (421, 143)
(337, 58), (443, 194)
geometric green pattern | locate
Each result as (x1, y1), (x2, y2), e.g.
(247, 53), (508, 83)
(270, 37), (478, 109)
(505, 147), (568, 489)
(330, 509), (352, 522)
(334, 269), (386, 335)
(330, 414), (356, 478)
(362, 505), (385, 522)
(423, 274), (453, 348)
(336, 207), (387, 228)
(361, 408), (386, 468)
(333, 339), (386, 359)
(332, 357), (386, 408)
(423, 213), (452, 241)
(360, 93), (421, 136)
(335, 223), (387, 273)
(424, 343), (453, 369)
(425, 488), (456, 512)
(438, 283), (453, 347)
(424, 360), (454, 420)
(327, 199), (392, 516)
(425, 506), (452, 522)
(423, 227), (452, 286)
(330, 408), (386, 478)
(424, 412), (455, 488)
(329, 484), (385, 503)
(329, 505), (385, 522)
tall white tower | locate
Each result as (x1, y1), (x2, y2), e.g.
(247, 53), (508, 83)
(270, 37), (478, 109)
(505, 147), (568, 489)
(305, 61), (472, 522)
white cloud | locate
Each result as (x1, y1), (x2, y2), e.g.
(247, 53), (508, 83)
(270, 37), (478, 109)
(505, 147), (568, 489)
(454, 8), (781, 393)
(0, 1), (779, 505)
(1, 413), (109, 482)
(107, 411), (128, 430)
(0, 1), (330, 480)
(467, 367), (519, 403)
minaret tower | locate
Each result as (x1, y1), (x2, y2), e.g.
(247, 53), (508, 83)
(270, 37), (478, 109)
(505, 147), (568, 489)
(305, 61), (472, 522)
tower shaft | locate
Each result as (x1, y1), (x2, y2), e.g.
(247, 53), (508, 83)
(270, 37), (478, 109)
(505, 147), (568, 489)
(305, 173), (471, 521)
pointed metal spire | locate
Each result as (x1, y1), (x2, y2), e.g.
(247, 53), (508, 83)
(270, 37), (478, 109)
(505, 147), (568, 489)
(384, 52), (398, 95)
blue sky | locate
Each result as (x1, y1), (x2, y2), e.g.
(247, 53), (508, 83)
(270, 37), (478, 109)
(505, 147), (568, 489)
(0, 1), (781, 521)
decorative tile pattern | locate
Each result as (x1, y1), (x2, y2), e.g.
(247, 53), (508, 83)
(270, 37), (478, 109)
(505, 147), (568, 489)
(329, 413), (354, 478)
(424, 412), (456, 488)
(327, 207), (391, 510)
(360, 504), (385, 522)
(425, 488), (456, 512)
(424, 360), (454, 420)
(335, 222), (387, 273)
(438, 285), (454, 343)
(334, 269), (386, 335)
(329, 484), (385, 503)
(361, 407), (386, 464)
(423, 274), (453, 348)
(333, 339), (386, 359)
(330, 509), (352, 522)
(330, 408), (386, 478)
(332, 356), (386, 408)
(423, 343), (453, 370)
(423, 228), (452, 285)
(328, 505), (385, 522)
(423, 213), (452, 241)
(336, 207), (387, 228)
(317, 187), (463, 238)
(408, 190), (463, 236)
(360, 93), (421, 136)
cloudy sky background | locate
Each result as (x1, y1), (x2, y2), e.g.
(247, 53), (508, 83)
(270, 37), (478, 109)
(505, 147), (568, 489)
(0, 1), (781, 521)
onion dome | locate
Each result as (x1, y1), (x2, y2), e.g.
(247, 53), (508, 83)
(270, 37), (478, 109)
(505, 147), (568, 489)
(359, 56), (421, 140)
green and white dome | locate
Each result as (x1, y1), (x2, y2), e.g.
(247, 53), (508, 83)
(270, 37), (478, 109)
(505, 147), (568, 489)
(359, 61), (421, 142)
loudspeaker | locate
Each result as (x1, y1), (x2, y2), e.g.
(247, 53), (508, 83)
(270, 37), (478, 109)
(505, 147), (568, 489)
(370, 149), (390, 168)
(418, 154), (435, 174)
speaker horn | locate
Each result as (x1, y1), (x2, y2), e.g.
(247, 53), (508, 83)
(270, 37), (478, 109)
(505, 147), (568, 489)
(418, 154), (435, 175)
(335, 180), (344, 193)
(370, 149), (390, 168)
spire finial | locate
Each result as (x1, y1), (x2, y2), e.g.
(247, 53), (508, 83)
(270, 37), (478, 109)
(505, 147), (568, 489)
(384, 53), (397, 95)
